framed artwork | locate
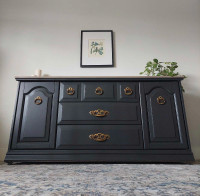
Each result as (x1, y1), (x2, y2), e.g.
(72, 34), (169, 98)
(80, 30), (114, 68)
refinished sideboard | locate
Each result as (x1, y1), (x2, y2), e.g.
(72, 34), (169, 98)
(5, 76), (194, 163)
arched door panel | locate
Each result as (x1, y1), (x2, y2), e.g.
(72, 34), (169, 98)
(142, 82), (188, 149)
(146, 88), (180, 142)
(11, 82), (59, 149)
(19, 87), (52, 142)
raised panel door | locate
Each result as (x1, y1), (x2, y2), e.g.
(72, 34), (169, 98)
(11, 82), (59, 149)
(142, 81), (188, 149)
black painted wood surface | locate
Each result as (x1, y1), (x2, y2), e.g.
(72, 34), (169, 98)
(81, 82), (115, 101)
(11, 82), (59, 149)
(5, 77), (194, 163)
(143, 82), (188, 149)
(58, 102), (141, 123)
(56, 125), (143, 149)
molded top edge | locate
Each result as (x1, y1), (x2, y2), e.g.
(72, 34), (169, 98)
(15, 76), (184, 80)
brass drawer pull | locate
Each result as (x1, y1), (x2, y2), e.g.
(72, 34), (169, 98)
(157, 96), (165, 105)
(67, 87), (75, 95)
(124, 87), (133, 95)
(89, 133), (110, 142)
(89, 109), (109, 117)
(34, 96), (42, 105)
(95, 87), (103, 95)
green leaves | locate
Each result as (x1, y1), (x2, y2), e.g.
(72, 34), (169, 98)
(140, 59), (186, 91)
(153, 59), (158, 63)
(140, 59), (181, 77)
(146, 61), (152, 67)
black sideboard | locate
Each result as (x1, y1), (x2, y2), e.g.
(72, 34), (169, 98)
(5, 76), (194, 163)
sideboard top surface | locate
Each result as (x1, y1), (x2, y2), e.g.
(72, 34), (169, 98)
(15, 76), (185, 81)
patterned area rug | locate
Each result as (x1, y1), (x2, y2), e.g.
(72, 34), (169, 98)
(0, 162), (200, 196)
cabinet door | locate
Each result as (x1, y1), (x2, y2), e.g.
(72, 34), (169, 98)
(141, 81), (188, 149)
(11, 82), (59, 149)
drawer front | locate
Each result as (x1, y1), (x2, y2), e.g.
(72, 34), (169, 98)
(56, 125), (143, 149)
(81, 82), (115, 101)
(117, 82), (139, 102)
(58, 102), (141, 124)
(60, 82), (80, 102)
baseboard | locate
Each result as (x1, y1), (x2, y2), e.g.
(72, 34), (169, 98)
(0, 148), (7, 162)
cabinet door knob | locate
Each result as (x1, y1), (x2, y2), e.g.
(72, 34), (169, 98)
(95, 87), (103, 95)
(67, 87), (75, 95)
(89, 133), (110, 142)
(157, 96), (166, 105)
(124, 87), (133, 95)
(89, 109), (109, 117)
(34, 96), (42, 105)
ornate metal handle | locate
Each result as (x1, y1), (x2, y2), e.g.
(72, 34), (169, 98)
(89, 133), (110, 142)
(34, 96), (42, 105)
(124, 87), (133, 95)
(67, 87), (75, 95)
(157, 96), (165, 105)
(95, 87), (103, 95)
(89, 109), (109, 117)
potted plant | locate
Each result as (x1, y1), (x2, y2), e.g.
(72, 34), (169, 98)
(140, 59), (186, 91)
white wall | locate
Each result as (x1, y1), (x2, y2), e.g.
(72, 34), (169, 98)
(0, 0), (200, 161)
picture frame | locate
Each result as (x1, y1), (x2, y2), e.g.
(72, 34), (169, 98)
(80, 30), (114, 68)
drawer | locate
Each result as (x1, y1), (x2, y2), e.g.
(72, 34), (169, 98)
(81, 82), (116, 101)
(58, 102), (141, 124)
(56, 125), (143, 149)
(117, 82), (139, 102)
(59, 82), (80, 102)
(60, 82), (139, 102)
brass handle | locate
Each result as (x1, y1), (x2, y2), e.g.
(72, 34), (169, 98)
(67, 87), (75, 95)
(95, 87), (103, 95)
(34, 96), (42, 105)
(89, 109), (109, 117)
(89, 133), (110, 142)
(157, 96), (165, 105)
(124, 87), (133, 95)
